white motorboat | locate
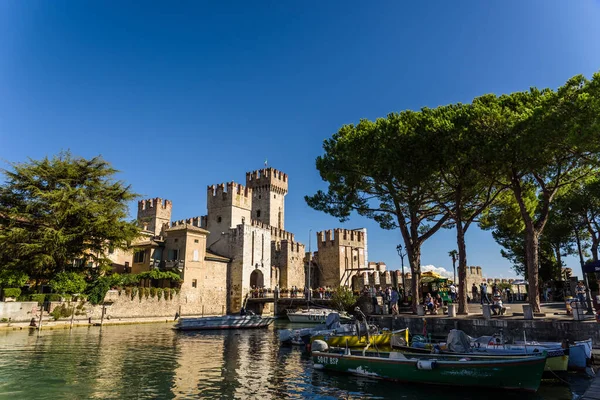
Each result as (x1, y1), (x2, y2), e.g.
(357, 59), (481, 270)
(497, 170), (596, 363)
(175, 314), (274, 331)
(286, 308), (352, 323)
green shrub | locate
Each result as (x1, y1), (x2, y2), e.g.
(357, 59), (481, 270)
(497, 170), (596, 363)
(125, 287), (132, 297)
(3, 288), (22, 298)
(47, 294), (63, 302)
(50, 304), (73, 320)
(0, 318), (8, 323)
(49, 272), (87, 294)
(157, 288), (163, 301)
(29, 294), (46, 304)
(150, 287), (157, 298)
(143, 287), (150, 299)
(164, 288), (171, 301)
(131, 287), (138, 300)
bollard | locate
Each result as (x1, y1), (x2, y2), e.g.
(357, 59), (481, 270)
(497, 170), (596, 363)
(523, 304), (534, 320)
(482, 304), (492, 320)
(417, 305), (425, 316)
(448, 304), (457, 317)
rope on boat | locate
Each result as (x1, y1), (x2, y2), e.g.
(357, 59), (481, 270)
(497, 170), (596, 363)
(546, 368), (569, 386)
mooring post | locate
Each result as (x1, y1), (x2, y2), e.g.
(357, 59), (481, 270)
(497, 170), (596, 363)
(202, 305), (204, 317)
(100, 304), (106, 326)
(38, 304), (44, 336)
(70, 303), (75, 330)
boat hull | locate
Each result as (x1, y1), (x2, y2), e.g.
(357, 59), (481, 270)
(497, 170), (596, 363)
(175, 315), (274, 331)
(312, 350), (546, 392)
(312, 332), (393, 347)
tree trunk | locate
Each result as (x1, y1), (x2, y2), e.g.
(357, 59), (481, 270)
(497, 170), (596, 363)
(555, 242), (563, 281)
(524, 228), (541, 312)
(409, 250), (422, 313)
(456, 223), (469, 314)
(592, 239), (599, 263)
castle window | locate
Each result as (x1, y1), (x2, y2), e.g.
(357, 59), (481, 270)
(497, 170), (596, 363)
(169, 249), (179, 260)
(174, 238), (178, 243)
(217, 216), (222, 223)
(134, 250), (145, 263)
(274, 195), (276, 199)
(192, 279), (197, 288)
(194, 239), (199, 243)
(258, 195), (262, 199)
(257, 210), (261, 218)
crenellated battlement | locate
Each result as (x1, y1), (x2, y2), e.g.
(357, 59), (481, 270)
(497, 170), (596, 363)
(245, 168), (288, 194)
(169, 216), (205, 229)
(207, 182), (252, 198)
(250, 219), (269, 229)
(270, 226), (295, 242)
(279, 239), (305, 253)
(207, 181), (252, 210)
(317, 228), (364, 247)
(138, 198), (172, 213)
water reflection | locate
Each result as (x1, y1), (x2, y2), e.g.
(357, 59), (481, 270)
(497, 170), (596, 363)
(0, 322), (592, 400)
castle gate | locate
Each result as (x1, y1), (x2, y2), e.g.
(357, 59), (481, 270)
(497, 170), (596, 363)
(250, 269), (264, 288)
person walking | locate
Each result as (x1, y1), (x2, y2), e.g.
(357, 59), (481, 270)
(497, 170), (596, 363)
(471, 283), (478, 304)
(449, 283), (457, 303)
(390, 288), (399, 315)
(480, 282), (490, 305)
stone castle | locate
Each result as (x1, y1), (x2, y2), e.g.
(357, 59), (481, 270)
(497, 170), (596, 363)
(110, 167), (383, 314)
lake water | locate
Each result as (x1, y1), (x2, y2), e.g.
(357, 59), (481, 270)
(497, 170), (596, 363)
(0, 320), (592, 399)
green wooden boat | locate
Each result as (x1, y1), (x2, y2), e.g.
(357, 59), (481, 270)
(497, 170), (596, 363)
(312, 347), (546, 392)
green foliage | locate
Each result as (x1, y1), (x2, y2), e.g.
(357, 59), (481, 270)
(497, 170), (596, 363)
(150, 287), (157, 298)
(157, 288), (163, 301)
(29, 294), (46, 304)
(143, 287), (150, 299)
(0, 318), (7, 323)
(50, 304), (73, 320)
(86, 277), (112, 305)
(2, 288), (21, 298)
(0, 270), (29, 288)
(137, 270), (182, 284)
(164, 288), (171, 300)
(331, 287), (358, 312)
(46, 294), (63, 302)
(138, 287), (143, 301)
(0, 151), (140, 282)
(49, 272), (87, 294)
(131, 287), (138, 300)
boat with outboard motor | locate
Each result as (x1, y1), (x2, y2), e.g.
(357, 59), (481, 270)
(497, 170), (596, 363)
(392, 330), (569, 372)
(310, 307), (409, 348)
(312, 339), (547, 392)
(279, 312), (355, 345)
(286, 307), (352, 323)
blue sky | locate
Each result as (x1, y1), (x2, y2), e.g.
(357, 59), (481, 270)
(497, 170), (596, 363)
(1, 1), (600, 279)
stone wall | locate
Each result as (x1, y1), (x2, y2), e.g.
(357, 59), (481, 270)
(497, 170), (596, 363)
(0, 301), (39, 322)
(373, 315), (600, 345)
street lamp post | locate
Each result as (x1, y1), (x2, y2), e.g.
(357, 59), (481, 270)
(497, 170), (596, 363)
(396, 244), (407, 299)
(449, 250), (458, 284)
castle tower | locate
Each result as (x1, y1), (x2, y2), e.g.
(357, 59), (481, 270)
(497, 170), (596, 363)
(315, 228), (366, 288)
(137, 198), (172, 236)
(206, 182), (252, 247)
(245, 168), (288, 229)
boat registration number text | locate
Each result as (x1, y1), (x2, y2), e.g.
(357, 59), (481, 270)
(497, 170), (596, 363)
(316, 356), (339, 365)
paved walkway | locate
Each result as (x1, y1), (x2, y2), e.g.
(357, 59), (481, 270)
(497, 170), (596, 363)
(582, 372), (600, 400)
(392, 301), (595, 321)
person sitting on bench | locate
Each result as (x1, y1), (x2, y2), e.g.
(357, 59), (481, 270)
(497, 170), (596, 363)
(491, 291), (505, 315)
